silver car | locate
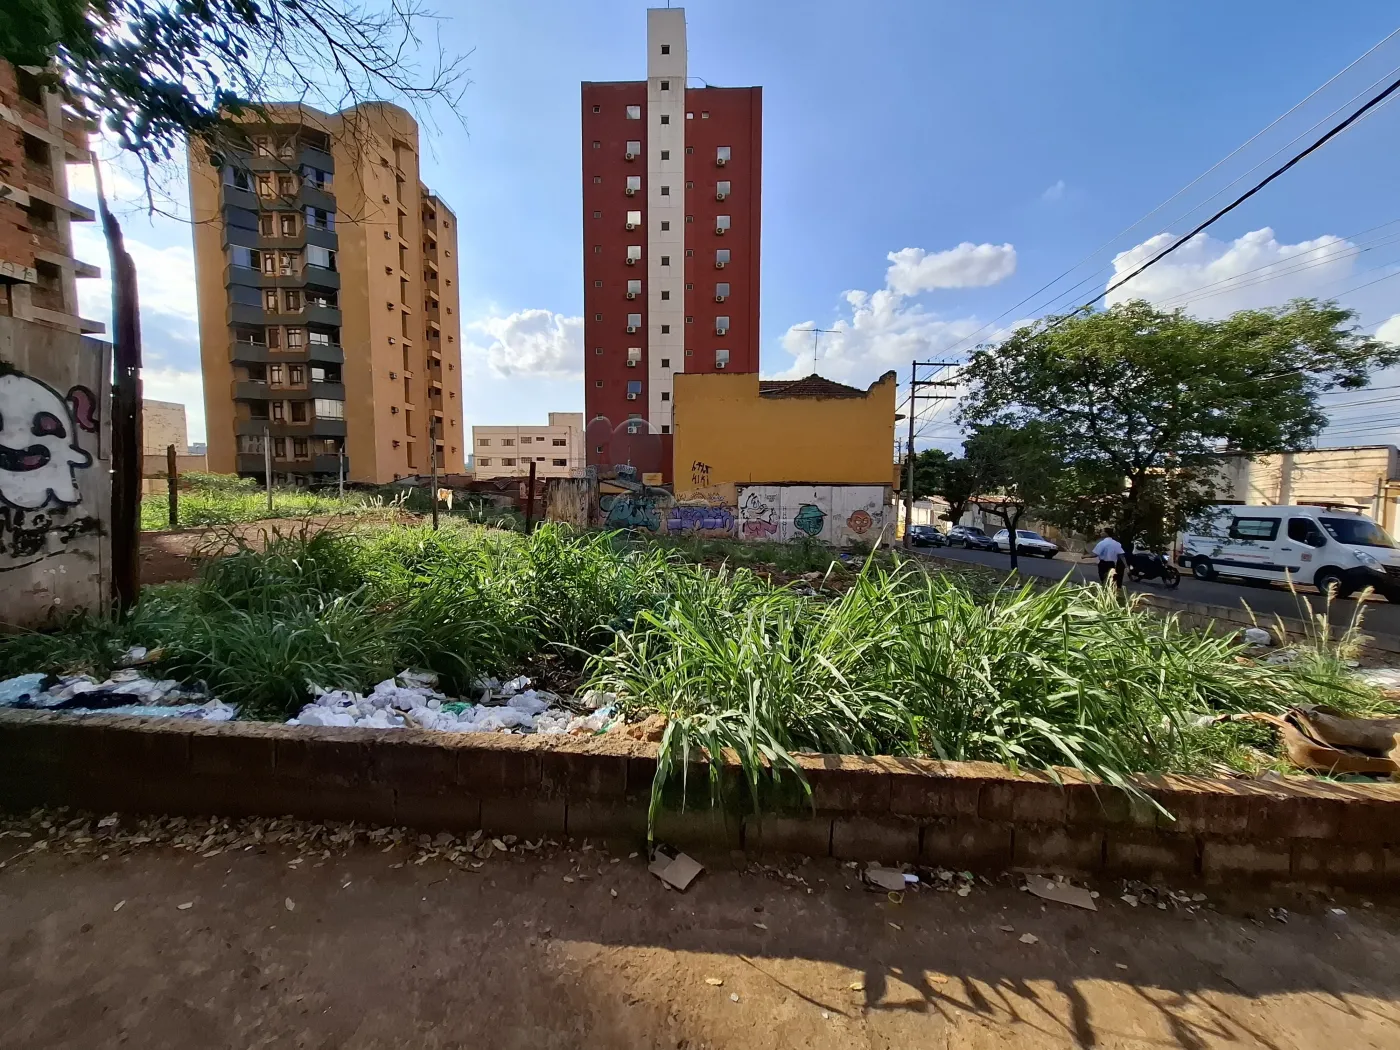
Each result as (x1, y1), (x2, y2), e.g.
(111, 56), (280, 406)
(992, 529), (1059, 558)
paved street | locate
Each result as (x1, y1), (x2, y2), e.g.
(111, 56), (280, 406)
(920, 544), (1400, 639)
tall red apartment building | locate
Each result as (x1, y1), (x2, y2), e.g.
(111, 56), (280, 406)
(581, 7), (761, 479)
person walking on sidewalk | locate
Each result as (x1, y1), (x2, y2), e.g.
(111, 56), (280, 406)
(1093, 529), (1126, 588)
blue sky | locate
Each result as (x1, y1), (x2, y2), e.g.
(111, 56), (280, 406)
(71, 1), (1400, 447)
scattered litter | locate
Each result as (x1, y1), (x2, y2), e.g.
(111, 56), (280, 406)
(1116, 963), (1129, 970)
(649, 849), (703, 892)
(863, 866), (907, 892)
(849, 981), (864, 991)
(753, 922), (768, 930)
(729, 993), (740, 1003)
(112, 900), (125, 912)
(1120, 894), (1140, 907)
(887, 922), (902, 930)
(284, 897), (295, 912)
(1026, 875), (1097, 911)
(1242, 627), (1273, 647)
(117, 646), (164, 668)
(562, 876), (574, 884)
(999, 925), (1015, 932)
(610, 888), (618, 898)
(1019, 933), (1039, 944)
(0, 671), (233, 720)
(1330, 907), (1347, 917)
(290, 672), (615, 736)
(705, 977), (724, 987)
(177, 901), (193, 910)
(903, 873), (919, 885)
(1270, 907), (1289, 924)
(1356, 667), (1400, 690)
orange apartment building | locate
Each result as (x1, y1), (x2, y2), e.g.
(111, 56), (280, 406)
(188, 102), (464, 484)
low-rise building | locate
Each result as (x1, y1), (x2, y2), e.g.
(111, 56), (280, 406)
(473, 412), (585, 479)
(1217, 446), (1400, 531)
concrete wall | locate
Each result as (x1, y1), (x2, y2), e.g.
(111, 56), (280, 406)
(141, 399), (188, 454)
(673, 371), (897, 486)
(4, 709), (1399, 887)
(1218, 447), (1400, 531)
(0, 315), (111, 626)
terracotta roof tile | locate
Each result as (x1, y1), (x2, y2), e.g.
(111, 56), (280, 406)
(758, 374), (868, 399)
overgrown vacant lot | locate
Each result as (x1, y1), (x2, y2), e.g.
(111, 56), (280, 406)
(1, 523), (1388, 802)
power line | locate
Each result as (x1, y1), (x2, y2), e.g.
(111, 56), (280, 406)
(1064, 71), (1400, 322)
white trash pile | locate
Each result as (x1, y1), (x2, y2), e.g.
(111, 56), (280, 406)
(288, 671), (618, 736)
(0, 668), (236, 722)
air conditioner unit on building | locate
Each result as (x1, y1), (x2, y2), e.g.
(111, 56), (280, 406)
(714, 295), (726, 303)
(625, 222), (636, 230)
(715, 191), (727, 201)
(716, 361), (727, 369)
(625, 187), (636, 196)
(716, 157), (727, 167)
(626, 291), (637, 299)
(626, 325), (638, 333)
(715, 260), (726, 269)
(625, 152), (637, 161)
(715, 226), (726, 235)
(626, 360), (637, 367)
(626, 257), (637, 265)
(627, 392), (638, 400)
(716, 327), (729, 336)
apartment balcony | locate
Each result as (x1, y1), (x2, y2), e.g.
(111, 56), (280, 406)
(231, 340), (345, 366)
(224, 265), (342, 293)
(310, 380), (345, 400)
(222, 185), (260, 212)
(306, 342), (345, 364)
(236, 418), (346, 439)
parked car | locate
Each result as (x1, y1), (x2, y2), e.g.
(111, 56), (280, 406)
(992, 529), (1060, 558)
(1180, 504), (1400, 600)
(907, 524), (946, 548)
(947, 525), (996, 550)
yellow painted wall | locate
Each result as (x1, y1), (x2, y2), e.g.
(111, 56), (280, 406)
(672, 371), (897, 487)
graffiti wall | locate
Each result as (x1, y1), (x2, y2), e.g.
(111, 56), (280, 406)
(590, 476), (890, 547)
(0, 316), (112, 626)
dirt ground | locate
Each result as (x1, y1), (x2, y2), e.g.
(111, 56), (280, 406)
(3, 831), (1399, 1049)
(139, 513), (420, 585)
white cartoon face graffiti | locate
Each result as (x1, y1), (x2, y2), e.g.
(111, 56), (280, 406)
(0, 373), (94, 510)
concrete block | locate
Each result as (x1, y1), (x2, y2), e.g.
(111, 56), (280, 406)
(393, 791), (482, 833)
(274, 734), (372, 789)
(566, 801), (648, 845)
(1156, 783), (1252, 836)
(1247, 792), (1343, 841)
(371, 737), (459, 795)
(480, 797), (567, 838)
(1201, 838), (1291, 881)
(1105, 830), (1199, 879)
(1292, 841), (1386, 886)
(652, 806), (742, 853)
(799, 755), (891, 814)
(743, 814), (832, 857)
(459, 744), (543, 796)
(830, 816), (919, 863)
(1012, 826), (1103, 874)
(1065, 785), (1159, 828)
(919, 818), (1013, 871)
(888, 764), (981, 819)
(539, 748), (628, 800)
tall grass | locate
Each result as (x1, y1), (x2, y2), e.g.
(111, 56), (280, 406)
(1, 523), (1383, 819)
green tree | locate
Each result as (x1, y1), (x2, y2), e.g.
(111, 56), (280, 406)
(961, 424), (1061, 572)
(2, 0), (467, 167)
(959, 299), (1398, 550)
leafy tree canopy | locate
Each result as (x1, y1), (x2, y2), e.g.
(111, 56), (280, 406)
(958, 298), (1398, 548)
(2, 0), (466, 165)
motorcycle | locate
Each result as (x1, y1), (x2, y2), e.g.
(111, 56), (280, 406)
(1128, 550), (1181, 588)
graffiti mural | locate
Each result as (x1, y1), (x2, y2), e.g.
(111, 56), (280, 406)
(846, 509), (874, 535)
(666, 504), (737, 535)
(0, 374), (97, 510)
(600, 492), (664, 531)
(738, 488), (779, 539)
(793, 503), (825, 537)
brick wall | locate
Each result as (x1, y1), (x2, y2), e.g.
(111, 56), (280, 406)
(2, 709), (1397, 887)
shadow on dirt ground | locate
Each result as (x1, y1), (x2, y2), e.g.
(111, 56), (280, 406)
(1, 830), (1397, 1049)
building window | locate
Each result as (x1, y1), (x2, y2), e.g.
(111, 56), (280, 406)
(478, 457), (491, 466)
(592, 140), (600, 149)
(661, 324), (670, 334)
(289, 365), (305, 384)
(626, 105), (641, 119)
(716, 349), (731, 367)
(552, 438), (567, 447)
(595, 380), (603, 388)
(686, 181), (693, 189)
(281, 213), (298, 236)
(661, 221), (670, 231)
(660, 358), (670, 368)
(660, 186), (669, 196)
(478, 438), (491, 446)
(660, 115), (669, 125)
(702, 112), (711, 120)
(267, 327), (282, 349)
(291, 402), (308, 423)
(593, 175), (602, 184)
(592, 104), (600, 113)
(686, 283), (693, 290)
(593, 245), (601, 253)
(661, 392), (670, 402)
(661, 290), (670, 301)
(661, 44), (670, 54)
(314, 399), (345, 419)
(662, 425), (671, 434)
(661, 256), (670, 266)
(269, 364), (285, 385)
(257, 174), (274, 197)
(593, 280), (603, 287)
(272, 402), (285, 421)
(593, 210), (601, 219)
(284, 289), (301, 311)
(502, 458), (516, 466)
(259, 214), (274, 236)
(552, 458), (567, 467)
(264, 290), (279, 312)
(685, 349), (694, 357)
(716, 248), (730, 265)
(685, 316), (694, 324)
(594, 313), (602, 321)
(594, 347), (603, 355)
(716, 282), (730, 298)
(686, 215), (694, 223)
(660, 150), (669, 161)
(286, 328), (304, 347)
(660, 80), (670, 91)
(277, 174), (296, 195)
(273, 437), (287, 458)
(686, 146), (693, 155)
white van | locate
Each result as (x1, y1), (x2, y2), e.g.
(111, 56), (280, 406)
(1180, 504), (1400, 601)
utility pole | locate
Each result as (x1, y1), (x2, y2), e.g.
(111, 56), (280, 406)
(429, 416), (439, 530)
(166, 444), (178, 528)
(901, 361), (960, 548)
(263, 425), (273, 513)
(338, 442), (345, 499)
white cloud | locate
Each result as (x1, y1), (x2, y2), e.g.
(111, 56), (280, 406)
(465, 308), (583, 380)
(1104, 227), (1357, 318)
(71, 223), (198, 328)
(1376, 313), (1400, 347)
(885, 243), (1017, 296)
(774, 241), (1020, 387)
(1041, 179), (1067, 202)
(143, 368), (207, 444)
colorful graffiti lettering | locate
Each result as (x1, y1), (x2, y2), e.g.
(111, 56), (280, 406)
(846, 509), (874, 535)
(793, 503), (825, 537)
(739, 489), (778, 539)
(0, 374), (97, 511)
(601, 493), (662, 531)
(666, 504), (736, 536)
